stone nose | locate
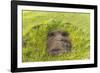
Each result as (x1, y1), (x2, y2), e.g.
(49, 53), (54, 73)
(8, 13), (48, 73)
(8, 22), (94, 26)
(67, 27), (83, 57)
(54, 35), (63, 40)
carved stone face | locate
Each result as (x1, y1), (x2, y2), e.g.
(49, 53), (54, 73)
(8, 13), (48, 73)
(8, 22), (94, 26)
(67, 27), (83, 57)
(47, 30), (72, 55)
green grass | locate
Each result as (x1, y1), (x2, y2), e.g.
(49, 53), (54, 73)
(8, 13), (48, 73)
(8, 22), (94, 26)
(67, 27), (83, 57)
(22, 10), (90, 62)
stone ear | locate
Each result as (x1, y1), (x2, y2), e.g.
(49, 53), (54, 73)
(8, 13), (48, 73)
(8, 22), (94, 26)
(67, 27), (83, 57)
(66, 32), (69, 36)
(48, 31), (55, 37)
(61, 32), (69, 36)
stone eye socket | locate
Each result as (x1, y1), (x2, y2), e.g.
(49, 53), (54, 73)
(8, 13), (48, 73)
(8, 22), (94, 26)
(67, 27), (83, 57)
(62, 32), (69, 36)
(48, 32), (55, 37)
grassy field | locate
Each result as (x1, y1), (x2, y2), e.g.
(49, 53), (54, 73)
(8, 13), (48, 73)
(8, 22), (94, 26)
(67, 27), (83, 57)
(22, 10), (90, 62)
